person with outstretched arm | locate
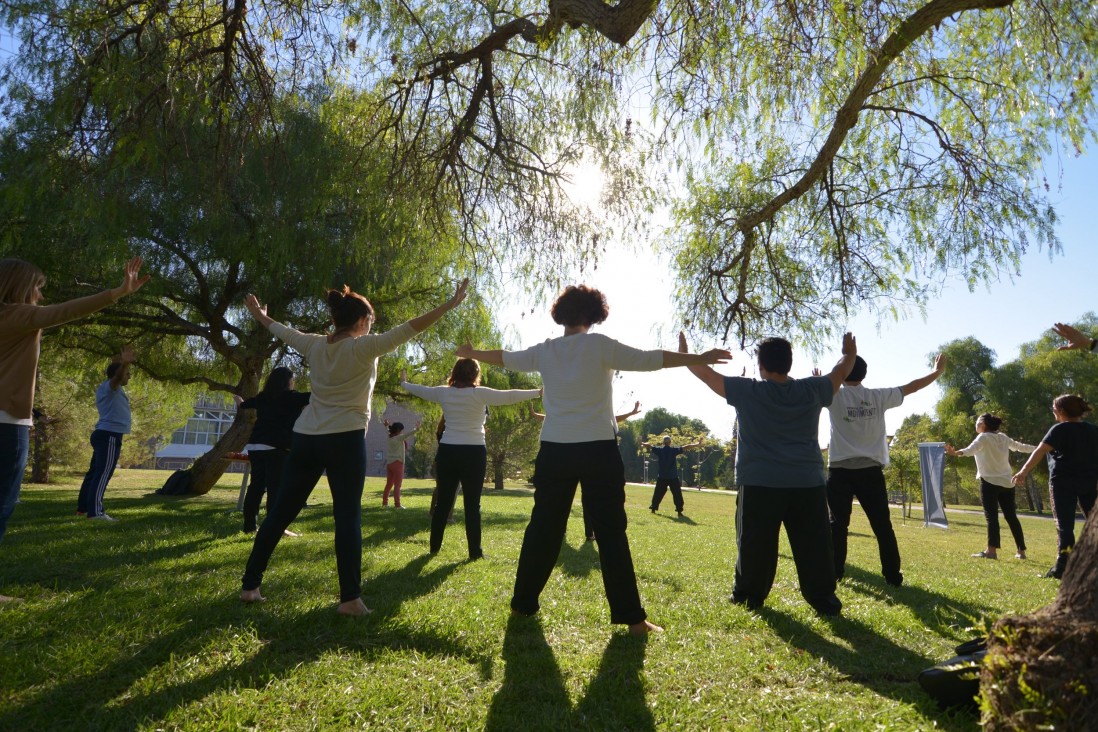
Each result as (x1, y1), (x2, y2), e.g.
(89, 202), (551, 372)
(679, 331), (856, 615)
(77, 345), (138, 521)
(239, 278), (468, 616)
(642, 435), (703, 516)
(823, 353), (946, 586)
(456, 284), (730, 635)
(0, 256), (148, 602)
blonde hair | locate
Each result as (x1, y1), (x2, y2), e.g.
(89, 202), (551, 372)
(0, 258), (46, 305)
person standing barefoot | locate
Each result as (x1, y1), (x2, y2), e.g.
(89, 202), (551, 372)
(239, 278), (468, 616)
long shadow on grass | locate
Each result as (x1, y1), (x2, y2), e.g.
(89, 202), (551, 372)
(842, 565), (995, 639)
(0, 562), (487, 730)
(484, 618), (655, 731)
(758, 608), (978, 731)
(484, 616), (571, 731)
(573, 634), (655, 731)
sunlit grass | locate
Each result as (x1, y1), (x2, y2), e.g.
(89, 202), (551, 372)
(0, 470), (1060, 730)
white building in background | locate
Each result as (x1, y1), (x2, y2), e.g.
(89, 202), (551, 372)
(154, 394), (421, 476)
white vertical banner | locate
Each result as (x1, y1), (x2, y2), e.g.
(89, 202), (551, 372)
(918, 442), (949, 529)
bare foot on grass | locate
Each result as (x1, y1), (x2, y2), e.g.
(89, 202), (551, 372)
(0, 594), (23, 603)
(629, 620), (663, 636)
(337, 598), (373, 616)
(240, 589), (265, 603)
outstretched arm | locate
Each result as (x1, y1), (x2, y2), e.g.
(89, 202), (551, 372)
(826, 333), (857, 394)
(678, 332), (727, 398)
(899, 353), (947, 396)
(1052, 322), (1096, 352)
(661, 337), (732, 369)
(409, 278), (469, 333)
(454, 343), (506, 366)
(1012, 443), (1053, 485)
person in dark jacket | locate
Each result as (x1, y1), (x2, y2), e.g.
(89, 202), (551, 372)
(238, 367), (310, 533)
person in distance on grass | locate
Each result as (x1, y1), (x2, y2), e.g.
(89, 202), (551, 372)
(823, 352), (946, 586)
(76, 345), (138, 522)
(236, 367), (311, 534)
(401, 360), (540, 559)
(945, 414), (1036, 561)
(239, 277), (468, 616)
(456, 285), (731, 635)
(642, 434), (703, 517)
(381, 419), (418, 508)
(0, 255), (148, 602)
(529, 399), (642, 541)
(1012, 394), (1098, 580)
(679, 331), (856, 616)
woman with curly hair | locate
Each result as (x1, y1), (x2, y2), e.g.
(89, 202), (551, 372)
(457, 284), (729, 635)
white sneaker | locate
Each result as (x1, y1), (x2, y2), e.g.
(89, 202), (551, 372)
(88, 513), (118, 522)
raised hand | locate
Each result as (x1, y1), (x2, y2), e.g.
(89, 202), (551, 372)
(842, 332), (857, 356)
(700, 347), (732, 364)
(244, 294), (267, 319)
(678, 331), (689, 353)
(115, 256), (151, 297)
(447, 278), (470, 310)
(454, 342), (475, 358)
(118, 344), (137, 363)
(933, 353), (948, 371)
(1052, 322), (1092, 351)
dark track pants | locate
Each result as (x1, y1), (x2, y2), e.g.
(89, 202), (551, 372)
(979, 479), (1026, 551)
(1050, 476), (1097, 573)
(733, 484), (841, 615)
(242, 449), (289, 533)
(242, 429), (367, 602)
(827, 466), (902, 584)
(78, 430), (123, 518)
(650, 477), (685, 513)
(511, 440), (646, 625)
(430, 443), (487, 558)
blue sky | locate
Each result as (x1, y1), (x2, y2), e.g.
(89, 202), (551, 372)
(494, 148), (1097, 443)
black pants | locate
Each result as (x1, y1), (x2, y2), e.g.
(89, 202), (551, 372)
(979, 479), (1026, 551)
(512, 440), (646, 625)
(431, 443), (487, 558)
(242, 449), (289, 533)
(78, 430), (123, 517)
(827, 466), (902, 584)
(650, 477), (684, 512)
(733, 484), (840, 615)
(1050, 476), (1097, 572)
(242, 429), (367, 602)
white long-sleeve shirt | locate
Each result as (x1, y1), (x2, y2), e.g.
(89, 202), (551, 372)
(270, 321), (416, 435)
(955, 431), (1037, 488)
(401, 382), (541, 445)
(502, 332), (662, 443)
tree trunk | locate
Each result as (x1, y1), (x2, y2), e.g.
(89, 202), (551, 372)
(29, 413), (52, 484)
(981, 508), (1098, 728)
(184, 413), (253, 495)
(493, 458), (504, 490)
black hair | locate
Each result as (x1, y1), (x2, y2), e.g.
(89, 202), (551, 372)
(977, 413), (1003, 432)
(262, 366), (295, 395)
(846, 356), (868, 383)
(550, 285), (609, 327)
(388, 422), (405, 436)
(106, 362), (122, 379)
(757, 338), (793, 375)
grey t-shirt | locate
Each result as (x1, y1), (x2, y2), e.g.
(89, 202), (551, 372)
(725, 375), (833, 487)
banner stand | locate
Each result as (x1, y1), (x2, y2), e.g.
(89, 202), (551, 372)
(918, 442), (949, 529)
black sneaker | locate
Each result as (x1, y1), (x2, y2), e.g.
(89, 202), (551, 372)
(1043, 566), (1063, 579)
(885, 572), (904, 587)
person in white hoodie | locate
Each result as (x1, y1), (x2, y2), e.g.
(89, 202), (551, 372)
(946, 413), (1037, 560)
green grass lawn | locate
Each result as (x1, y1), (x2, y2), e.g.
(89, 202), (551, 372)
(0, 470), (1061, 730)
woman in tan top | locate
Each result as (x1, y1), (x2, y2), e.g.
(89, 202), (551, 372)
(240, 278), (468, 616)
(0, 256), (148, 599)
